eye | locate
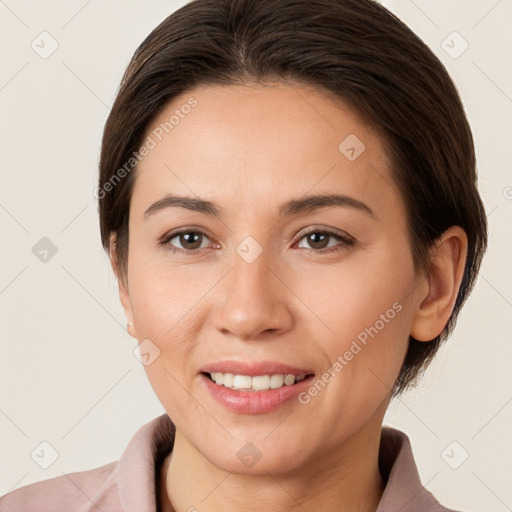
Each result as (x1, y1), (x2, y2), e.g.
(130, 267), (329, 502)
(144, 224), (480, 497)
(159, 227), (355, 255)
(295, 229), (355, 253)
(160, 229), (215, 253)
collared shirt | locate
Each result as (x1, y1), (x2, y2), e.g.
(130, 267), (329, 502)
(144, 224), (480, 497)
(0, 413), (462, 512)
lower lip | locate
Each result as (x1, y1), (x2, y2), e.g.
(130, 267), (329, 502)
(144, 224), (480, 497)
(200, 373), (315, 414)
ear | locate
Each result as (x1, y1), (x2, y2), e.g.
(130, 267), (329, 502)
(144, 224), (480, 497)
(109, 233), (138, 339)
(410, 226), (468, 342)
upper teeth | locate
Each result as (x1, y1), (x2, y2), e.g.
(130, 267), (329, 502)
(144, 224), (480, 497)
(209, 372), (306, 391)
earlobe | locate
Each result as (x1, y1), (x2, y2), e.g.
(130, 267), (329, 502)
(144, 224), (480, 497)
(410, 226), (468, 342)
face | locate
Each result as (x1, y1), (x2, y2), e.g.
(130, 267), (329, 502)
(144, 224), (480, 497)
(118, 82), (425, 475)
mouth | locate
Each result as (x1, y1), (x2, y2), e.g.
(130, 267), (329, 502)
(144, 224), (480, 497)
(199, 360), (316, 413)
(202, 371), (314, 392)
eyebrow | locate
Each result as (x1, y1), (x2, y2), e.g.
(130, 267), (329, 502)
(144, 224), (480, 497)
(144, 193), (376, 219)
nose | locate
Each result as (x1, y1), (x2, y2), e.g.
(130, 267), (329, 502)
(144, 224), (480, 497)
(211, 245), (294, 341)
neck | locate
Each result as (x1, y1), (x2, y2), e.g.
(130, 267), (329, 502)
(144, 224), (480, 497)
(158, 422), (385, 512)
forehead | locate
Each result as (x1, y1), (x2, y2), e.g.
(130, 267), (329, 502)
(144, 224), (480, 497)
(132, 82), (400, 220)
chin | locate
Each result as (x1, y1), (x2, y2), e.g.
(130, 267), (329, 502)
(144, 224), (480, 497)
(199, 437), (309, 477)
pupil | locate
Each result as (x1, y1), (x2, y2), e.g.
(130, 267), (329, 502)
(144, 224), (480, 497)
(182, 232), (201, 249)
(309, 233), (327, 249)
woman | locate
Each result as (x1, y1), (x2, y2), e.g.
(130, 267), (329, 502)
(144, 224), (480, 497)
(0, 0), (487, 510)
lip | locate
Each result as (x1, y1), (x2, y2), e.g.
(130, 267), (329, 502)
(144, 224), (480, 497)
(200, 360), (314, 377)
(200, 374), (315, 414)
(199, 360), (315, 414)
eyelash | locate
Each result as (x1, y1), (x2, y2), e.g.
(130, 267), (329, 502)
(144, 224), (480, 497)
(159, 228), (355, 255)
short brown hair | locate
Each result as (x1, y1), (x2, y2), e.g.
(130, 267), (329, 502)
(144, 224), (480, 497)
(98, 0), (488, 395)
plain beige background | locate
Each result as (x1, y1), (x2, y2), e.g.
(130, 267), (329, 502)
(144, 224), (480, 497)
(0, 0), (511, 510)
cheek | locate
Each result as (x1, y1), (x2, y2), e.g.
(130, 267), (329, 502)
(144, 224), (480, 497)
(128, 267), (202, 416)
(314, 285), (409, 396)
(128, 253), (202, 337)
(127, 260), (205, 390)
(300, 246), (414, 402)
(299, 295), (410, 446)
(296, 244), (412, 342)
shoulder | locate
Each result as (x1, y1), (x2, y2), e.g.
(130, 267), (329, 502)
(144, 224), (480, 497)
(378, 427), (471, 512)
(0, 460), (121, 512)
(0, 413), (175, 512)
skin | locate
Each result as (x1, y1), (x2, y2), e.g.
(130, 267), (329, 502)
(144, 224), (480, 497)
(112, 81), (468, 512)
